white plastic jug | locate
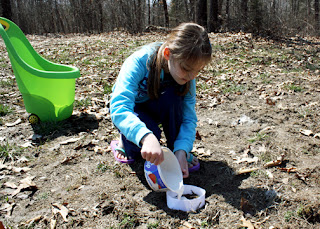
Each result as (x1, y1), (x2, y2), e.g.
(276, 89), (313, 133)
(144, 147), (183, 192)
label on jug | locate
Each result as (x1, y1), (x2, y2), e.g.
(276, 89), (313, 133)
(144, 161), (167, 191)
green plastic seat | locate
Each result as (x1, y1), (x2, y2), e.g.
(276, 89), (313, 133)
(0, 17), (81, 122)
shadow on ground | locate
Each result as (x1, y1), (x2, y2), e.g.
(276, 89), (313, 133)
(30, 112), (100, 142)
(129, 159), (276, 218)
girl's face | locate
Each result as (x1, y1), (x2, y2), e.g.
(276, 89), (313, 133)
(168, 57), (206, 85)
(164, 47), (206, 85)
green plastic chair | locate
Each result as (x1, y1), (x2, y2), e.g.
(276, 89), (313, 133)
(0, 17), (81, 123)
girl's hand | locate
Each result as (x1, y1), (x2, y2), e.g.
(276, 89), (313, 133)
(174, 150), (189, 178)
(140, 133), (164, 165)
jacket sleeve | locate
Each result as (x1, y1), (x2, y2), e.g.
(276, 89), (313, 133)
(173, 79), (197, 154)
(110, 51), (152, 147)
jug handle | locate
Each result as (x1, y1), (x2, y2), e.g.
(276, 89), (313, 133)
(0, 19), (10, 31)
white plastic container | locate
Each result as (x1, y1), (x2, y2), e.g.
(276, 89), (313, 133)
(166, 185), (206, 212)
(144, 147), (183, 192)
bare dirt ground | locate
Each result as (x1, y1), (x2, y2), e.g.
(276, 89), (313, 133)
(0, 31), (319, 229)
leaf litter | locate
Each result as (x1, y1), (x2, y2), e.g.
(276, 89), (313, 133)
(0, 31), (320, 228)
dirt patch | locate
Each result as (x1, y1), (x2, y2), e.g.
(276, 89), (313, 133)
(0, 32), (320, 228)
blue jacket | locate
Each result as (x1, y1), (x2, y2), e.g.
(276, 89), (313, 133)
(110, 42), (197, 154)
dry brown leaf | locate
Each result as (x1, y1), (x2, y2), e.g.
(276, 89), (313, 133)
(94, 146), (103, 154)
(264, 159), (282, 168)
(240, 216), (255, 229)
(178, 221), (195, 229)
(61, 154), (80, 165)
(196, 130), (202, 140)
(234, 156), (259, 164)
(277, 167), (297, 173)
(17, 156), (29, 163)
(4, 182), (18, 189)
(11, 176), (37, 197)
(0, 164), (31, 173)
(0, 163), (6, 170)
(300, 129), (313, 136)
(52, 203), (69, 222)
(237, 167), (259, 175)
(0, 202), (15, 216)
(50, 218), (57, 229)
(20, 142), (33, 148)
(252, 216), (270, 227)
(295, 170), (311, 183)
(12, 166), (31, 173)
(194, 147), (205, 155)
(314, 133), (320, 138)
(59, 137), (82, 145)
(20, 176), (36, 186)
(105, 145), (112, 153)
(266, 98), (276, 105)
(264, 154), (285, 168)
(5, 118), (22, 127)
(198, 149), (211, 157)
(208, 97), (221, 107)
(22, 215), (43, 225)
(74, 141), (96, 151)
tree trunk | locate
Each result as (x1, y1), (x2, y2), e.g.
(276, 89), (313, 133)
(55, 0), (66, 33)
(16, 0), (27, 33)
(291, 0), (299, 15)
(96, 0), (103, 33)
(241, 0), (248, 31)
(69, 0), (80, 33)
(315, 0), (320, 32)
(226, 0), (230, 27)
(250, 0), (263, 34)
(1, 0), (12, 20)
(163, 0), (169, 27)
(271, 0), (276, 15)
(218, 0), (223, 15)
(184, 0), (190, 21)
(208, 0), (218, 32)
(196, 0), (207, 28)
(148, 0), (151, 25)
(189, 0), (196, 22)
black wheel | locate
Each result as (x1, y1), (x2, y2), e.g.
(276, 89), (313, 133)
(28, 114), (40, 124)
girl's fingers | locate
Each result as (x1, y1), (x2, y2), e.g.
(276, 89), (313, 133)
(152, 153), (163, 165)
(146, 154), (152, 162)
(143, 151), (163, 165)
(182, 167), (189, 178)
(150, 152), (159, 165)
(141, 151), (147, 159)
(180, 159), (189, 178)
(142, 151), (151, 161)
(141, 151), (155, 163)
(174, 150), (190, 178)
(152, 157), (159, 165)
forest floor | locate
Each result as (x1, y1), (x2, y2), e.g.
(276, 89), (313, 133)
(0, 30), (320, 229)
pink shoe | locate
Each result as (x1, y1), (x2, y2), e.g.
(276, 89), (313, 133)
(110, 140), (135, 164)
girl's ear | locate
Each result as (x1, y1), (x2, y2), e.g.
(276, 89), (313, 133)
(163, 47), (170, 61)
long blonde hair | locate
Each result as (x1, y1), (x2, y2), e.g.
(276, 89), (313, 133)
(148, 22), (212, 99)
